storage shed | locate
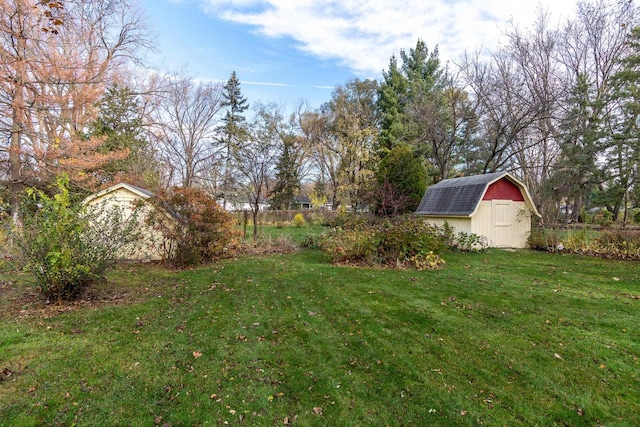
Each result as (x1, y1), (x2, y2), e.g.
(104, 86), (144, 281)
(83, 183), (170, 261)
(415, 172), (540, 248)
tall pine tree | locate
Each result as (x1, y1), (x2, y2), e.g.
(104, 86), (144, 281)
(269, 133), (300, 210)
(217, 71), (249, 205)
(90, 85), (160, 189)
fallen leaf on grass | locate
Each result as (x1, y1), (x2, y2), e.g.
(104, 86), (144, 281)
(193, 351), (202, 358)
(1, 368), (12, 379)
(553, 353), (563, 360)
(460, 410), (468, 416)
(313, 407), (323, 415)
(613, 277), (620, 281)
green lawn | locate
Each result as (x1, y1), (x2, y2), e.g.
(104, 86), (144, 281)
(1, 237), (639, 425)
(239, 224), (326, 243)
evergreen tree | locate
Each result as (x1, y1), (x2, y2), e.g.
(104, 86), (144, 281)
(269, 133), (300, 210)
(220, 71), (249, 137)
(605, 26), (640, 220)
(217, 71), (249, 205)
(550, 74), (604, 222)
(377, 55), (409, 151)
(90, 85), (160, 189)
(375, 143), (427, 215)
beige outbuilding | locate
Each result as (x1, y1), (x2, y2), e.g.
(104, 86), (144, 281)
(415, 172), (540, 248)
(82, 183), (171, 261)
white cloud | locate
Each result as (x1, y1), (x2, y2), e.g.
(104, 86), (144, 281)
(200, 0), (579, 77)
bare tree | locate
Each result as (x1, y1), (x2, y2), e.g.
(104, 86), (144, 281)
(500, 10), (564, 220)
(150, 76), (223, 188)
(234, 103), (279, 239)
(407, 68), (476, 181)
(551, 0), (638, 221)
(460, 49), (546, 176)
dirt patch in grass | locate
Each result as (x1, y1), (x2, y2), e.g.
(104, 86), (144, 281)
(0, 274), (156, 322)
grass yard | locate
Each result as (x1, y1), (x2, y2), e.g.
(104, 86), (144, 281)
(238, 224), (325, 243)
(0, 233), (639, 425)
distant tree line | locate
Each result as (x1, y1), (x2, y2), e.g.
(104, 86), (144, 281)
(2, 0), (640, 225)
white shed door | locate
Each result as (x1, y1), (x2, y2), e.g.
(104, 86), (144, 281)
(491, 200), (516, 247)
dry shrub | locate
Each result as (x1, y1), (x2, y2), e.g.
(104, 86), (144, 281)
(529, 227), (640, 260)
(147, 187), (238, 267)
(238, 235), (298, 255)
(319, 216), (449, 269)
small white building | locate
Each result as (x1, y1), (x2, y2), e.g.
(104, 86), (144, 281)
(415, 172), (540, 248)
(82, 183), (171, 261)
(217, 197), (270, 212)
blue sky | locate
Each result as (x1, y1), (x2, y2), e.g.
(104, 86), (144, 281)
(139, 0), (579, 110)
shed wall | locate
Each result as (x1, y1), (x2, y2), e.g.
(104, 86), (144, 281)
(87, 188), (166, 261)
(422, 216), (472, 234)
(472, 200), (531, 248)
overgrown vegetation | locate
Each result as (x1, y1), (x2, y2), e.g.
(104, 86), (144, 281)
(147, 186), (238, 267)
(318, 216), (486, 269)
(13, 175), (143, 301)
(528, 227), (640, 260)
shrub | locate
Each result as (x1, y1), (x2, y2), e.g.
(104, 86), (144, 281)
(320, 226), (382, 264)
(300, 233), (322, 249)
(527, 229), (561, 251)
(238, 234), (298, 255)
(453, 231), (489, 252)
(528, 227), (640, 260)
(593, 228), (640, 259)
(325, 209), (372, 229)
(293, 213), (306, 228)
(409, 252), (446, 270)
(147, 187), (237, 267)
(379, 216), (448, 260)
(319, 216), (452, 268)
(375, 144), (427, 215)
(14, 175), (143, 301)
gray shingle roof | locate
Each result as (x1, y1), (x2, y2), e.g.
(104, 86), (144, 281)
(415, 172), (507, 216)
(124, 183), (154, 198)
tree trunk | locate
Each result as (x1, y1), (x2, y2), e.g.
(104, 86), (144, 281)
(252, 208), (259, 240)
(9, 12), (27, 225)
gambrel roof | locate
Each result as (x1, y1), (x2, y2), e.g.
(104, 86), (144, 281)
(415, 172), (540, 217)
